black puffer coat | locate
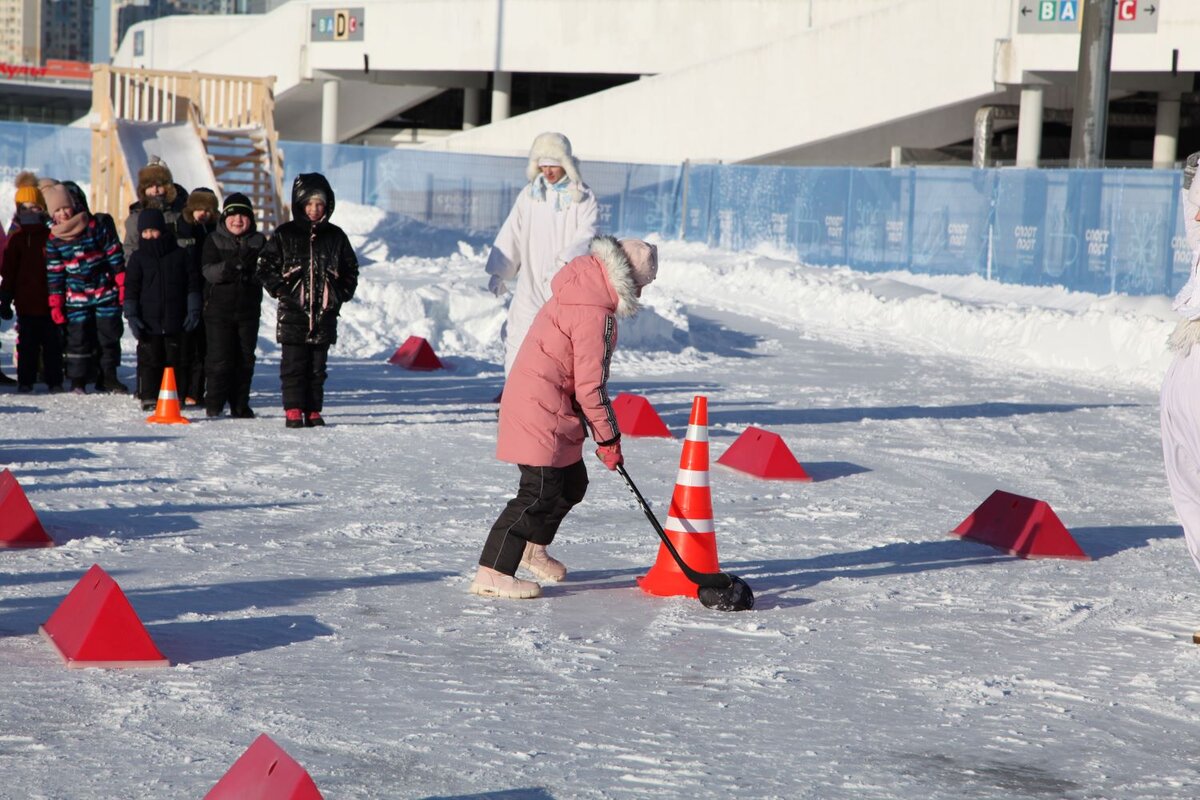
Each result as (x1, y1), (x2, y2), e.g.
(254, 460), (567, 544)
(201, 224), (266, 323)
(256, 173), (358, 346)
(124, 232), (201, 335)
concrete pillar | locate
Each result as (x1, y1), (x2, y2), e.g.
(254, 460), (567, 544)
(1154, 90), (1182, 169)
(890, 146), (903, 168)
(1016, 85), (1044, 168)
(491, 71), (511, 123)
(321, 79), (339, 144)
(463, 87), (482, 130)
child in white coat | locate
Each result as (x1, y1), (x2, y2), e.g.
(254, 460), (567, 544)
(1161, 152), (1200, 576)
(484, 132), (599, 376)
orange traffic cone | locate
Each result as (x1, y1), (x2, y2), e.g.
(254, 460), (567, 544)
(146, 367), (189, 425)
(637, 395), (722, 599)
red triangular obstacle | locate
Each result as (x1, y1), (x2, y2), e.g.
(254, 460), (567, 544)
(388, 336), (444, 370)
(0, 468), (54, 547)
(716, 426), (811, 481)
(612, 393), (673, 438)
(39, 564), (169, 668)
(205, 734), (324, 800)
(950, 490), (1089, 560)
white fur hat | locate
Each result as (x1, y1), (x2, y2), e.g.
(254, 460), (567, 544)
(526, 132), (584, 201)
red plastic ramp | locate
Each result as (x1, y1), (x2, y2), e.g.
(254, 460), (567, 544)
(388, 336), (444, 370)
(39, 564), (169, 668)
(0, 468), (53, 548)
(716, 426), (812, 481)
(205, 734), (324, 800)
(612, 393), (673, 438)
(950, 490), (1089, 560)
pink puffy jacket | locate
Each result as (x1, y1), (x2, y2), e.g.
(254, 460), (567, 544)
(496, 236), (643, 467)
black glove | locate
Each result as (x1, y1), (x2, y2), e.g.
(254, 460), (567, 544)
(0, 300), (12, 321)
(184, 293), (202, 331)
(126, 315), (147, 339)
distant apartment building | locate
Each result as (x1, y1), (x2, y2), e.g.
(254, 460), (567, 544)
(0, 0), (42, 65)
(43, 0), (92, 62)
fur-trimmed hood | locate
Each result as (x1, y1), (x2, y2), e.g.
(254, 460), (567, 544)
(548, 235), (641, 319)
(526, 132), (584, 203)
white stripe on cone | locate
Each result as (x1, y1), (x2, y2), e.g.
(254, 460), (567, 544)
(685, 424), (708, 442)
(674, 468), (710, 487)
(665, 515), (715, 534)
(158, 390), (178, 400)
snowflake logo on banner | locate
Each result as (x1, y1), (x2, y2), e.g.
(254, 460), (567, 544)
(852, 200), (882, 264)
(792, 188), (821, 248)
(1119, 207), (1163, 294)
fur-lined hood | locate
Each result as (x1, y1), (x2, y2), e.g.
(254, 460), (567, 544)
(525, 132), (584, 203)
(548, 235), (641, 319)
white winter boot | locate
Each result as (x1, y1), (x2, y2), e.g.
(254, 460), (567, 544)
(520, 542), (567, 582)
(469, 566), (542, 599)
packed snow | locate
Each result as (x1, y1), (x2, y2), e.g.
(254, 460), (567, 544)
(1, 199), (1195, 799)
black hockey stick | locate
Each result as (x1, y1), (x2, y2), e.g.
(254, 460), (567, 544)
(616, 463), (754, 612)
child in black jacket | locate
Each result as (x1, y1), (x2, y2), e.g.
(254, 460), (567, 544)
(257, 173), (358, 428)
(123, 208), (202, 411)
(201, 193), (266, 418)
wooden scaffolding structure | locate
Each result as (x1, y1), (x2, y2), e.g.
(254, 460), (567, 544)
(90, 65), (288, 233)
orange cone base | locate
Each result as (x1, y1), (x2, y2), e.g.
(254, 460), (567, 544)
(637, 531), (721, 598)
(146, 411), (190, 425)
(951, 489), (1089, 561)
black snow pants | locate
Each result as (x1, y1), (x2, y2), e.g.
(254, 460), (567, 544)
(206, 318), (258, 415)
(15, 315), (63, 389)
(279, 343), (329, 412)
(65, 310), (122, 386)
(478, 460), (589, 575)
(180, 323), (206, 403)
(136, 333), (184, 403)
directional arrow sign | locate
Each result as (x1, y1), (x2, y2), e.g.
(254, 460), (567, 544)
(1017, 0), (1160, 34)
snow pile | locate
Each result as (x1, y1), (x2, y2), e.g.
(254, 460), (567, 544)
(331, 200), (1179, 391)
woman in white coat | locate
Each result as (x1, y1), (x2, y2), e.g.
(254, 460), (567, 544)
(486, 132), (600, 376)
(1161, 152), (1200, 576)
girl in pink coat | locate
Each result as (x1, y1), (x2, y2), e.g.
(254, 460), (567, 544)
(471, 236), (659, 599)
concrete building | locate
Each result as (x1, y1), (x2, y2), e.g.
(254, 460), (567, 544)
(110, 0), (1200, 168)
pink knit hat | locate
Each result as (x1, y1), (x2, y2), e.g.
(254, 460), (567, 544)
(42, 183), (74, 216)
(619, 239), (658, 287)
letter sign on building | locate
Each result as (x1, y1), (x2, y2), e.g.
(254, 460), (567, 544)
(1017, 0), (1158, 33)
(311, 8), (365, 42)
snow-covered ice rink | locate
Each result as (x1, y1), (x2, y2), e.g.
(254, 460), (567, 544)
(1, 202), (1195, 798)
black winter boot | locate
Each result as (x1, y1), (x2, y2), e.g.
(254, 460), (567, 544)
(100, 369), (129, 394)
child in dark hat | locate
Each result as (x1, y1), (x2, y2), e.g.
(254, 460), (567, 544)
(123, 207), (202, 411)
(123, 157), (189, 259)
(200, 192), (266, 418)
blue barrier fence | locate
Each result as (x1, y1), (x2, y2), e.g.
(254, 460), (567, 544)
(4, 121), (1190, 296)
